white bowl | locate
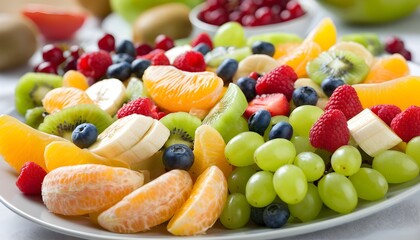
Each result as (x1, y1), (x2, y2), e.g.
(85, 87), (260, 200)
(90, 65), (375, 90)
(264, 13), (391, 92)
(189, 0), (316, 38)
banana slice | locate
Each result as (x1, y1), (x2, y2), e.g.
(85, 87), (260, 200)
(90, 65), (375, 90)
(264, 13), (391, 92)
(232, 54), (279, 83)
(86, 78), (127, 115)
(89, 114), (154, 159)
(329, 42), (374, 67)
(347, 109), (402, 157)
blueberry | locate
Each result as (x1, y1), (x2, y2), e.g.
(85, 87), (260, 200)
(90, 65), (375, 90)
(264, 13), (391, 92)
(216, 58), (238, 83)
(248, 109), (271, 136)
(162, 144), (194, 171)
(251, 41), (275, 57)
(193, 43), (211, 56)
(236, 77), (256, 101)
(250, 206), (266, 226)
(116, 40), (136, 58)
(107, 62), (132, 81)
(263, 203), (290, 228)
(321, 77), (345, 97)
(292, 86), (318, 107)
(269, 121), (293, 140)
(112, 53), (134, 64)
(71, 123), (98, 148)
(131, 59), (151, 78)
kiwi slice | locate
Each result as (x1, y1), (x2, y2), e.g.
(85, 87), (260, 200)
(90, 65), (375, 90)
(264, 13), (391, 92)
(202, 83), (248, 143)
(340, 33), (384, 56)
(38, 104), (114, 140)
(306, 50), (369, 85)
(205, 46), (252, 68)
(25, 106), (47, 129)
(125, 77), (148, 102)
(159, 112), (201, 149)
(15, 73), (63, 116)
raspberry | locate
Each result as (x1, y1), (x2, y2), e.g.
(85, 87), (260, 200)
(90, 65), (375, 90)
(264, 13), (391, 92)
(77, 50), (112, 80)
(391, 106), (420, 142)
(255, 65), (298, 100)
(173, 51), (206, 72)
(138, 49), (165, 61)
(15, 161), (47, 195)
(117, 97), (160, 119)
(150, 52), (170, 66)
(244, 93), (290, 118)
(190, 32), (213, 50)
(370, 104), (401, 126)
(324, 85), (363, 120)
(309, 109), (350, 152)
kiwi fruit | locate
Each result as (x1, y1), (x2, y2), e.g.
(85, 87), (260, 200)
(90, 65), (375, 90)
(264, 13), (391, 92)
(25, 106), (47, 129)
(125, 77), (148, 102)
(306, 50), (369, 85)
(339, 33), (384, 56)
(38, 104), (114, 140)
(15, 73), (63, 116)
(159, 112), (201, 149)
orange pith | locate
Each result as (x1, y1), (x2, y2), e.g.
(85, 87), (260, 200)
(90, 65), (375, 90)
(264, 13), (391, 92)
(363, 54), (409, 84)
(142, 66), (224, 112)
(97, 169), (193, 233)
(167, 166), (228, 236)
(62, 70), (89, 90)
(303, 17), (337, 51)
(42, 87), (93, 113)
(42, 164), (144, 216)
(278, 41), (322, 77)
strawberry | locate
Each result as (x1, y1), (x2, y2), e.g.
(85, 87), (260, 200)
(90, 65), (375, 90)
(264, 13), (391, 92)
(309, 109), (350, 152)
(15, 161), (47, 195)
(390, 106), (420, 142)
(117, 97), (160, 119)
(324, 85), (363, 120)
(370, 104), (401, 126)
(77, 50), (112, 80)
(173, 51), (206, 72)
(244, 93), (290, 118)
(255, 65), (298, 100)
(190, 32), (213, 49)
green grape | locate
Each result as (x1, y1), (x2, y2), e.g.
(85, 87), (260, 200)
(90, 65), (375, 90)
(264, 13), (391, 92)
(223, 116), (249, 144)
(372, 150), (419, 183)
(254, 138), (296, 172)
(245, 171), (277, 207)
(246, 33), (302, 47)
(273, 164), (308, 204)
(289, 105), (324, 137)
(318, 172), (358, 214)
(406, 136), (420, 168)
(214, 22), (247, 48)
(331, 145), (362, 176)
(291, 136), (316, 154)
(205, 46), (252, 68)
(288, 183), (323, 222)
(219, 193), (251, 229)
(263, 115), (289, 141)
(228, 165), (258, 194)
(294, 152), (325, 182)
(225, 131), (265, 167)
(349, 168), (388, 201)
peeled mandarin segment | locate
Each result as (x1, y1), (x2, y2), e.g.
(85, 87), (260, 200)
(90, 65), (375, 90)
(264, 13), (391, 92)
(363, 54), (410, 84)
(0, 114), (64, 172)
(303, 17), (337, 51)
(273, 42), (301, 60)
(167, 166), (228, 236)
(189, 125), (232, 181)
(143, 66), (224, 112)
(353, 76), (420, 110)
(42, 164), (144, 216)
(62, 70), (89, 90)
(42, 87), (93, 113)
(97, 169), (193, 233)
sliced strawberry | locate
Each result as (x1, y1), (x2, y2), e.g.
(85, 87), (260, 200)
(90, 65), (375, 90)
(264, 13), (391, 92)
(244, 93), (290, 118)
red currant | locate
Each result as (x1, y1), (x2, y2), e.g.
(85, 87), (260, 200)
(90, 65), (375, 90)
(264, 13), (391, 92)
(385, 36), (405, 54)
(35, 61), (58, 74)
(154, 35), (175, 51)
(98, 33), (115, 52)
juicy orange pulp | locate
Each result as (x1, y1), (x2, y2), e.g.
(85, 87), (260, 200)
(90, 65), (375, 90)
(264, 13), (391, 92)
(303, 17), (337, 51)
(363, 53), (409, 84)
(62, 70), (89, 90)
(273, 42), (301, 60)
(42, 87), (93, 113)
(278, 41), (322, 77)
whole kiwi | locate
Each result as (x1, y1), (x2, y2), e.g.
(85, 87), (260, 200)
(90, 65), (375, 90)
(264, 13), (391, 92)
(75, 0), (112, 19)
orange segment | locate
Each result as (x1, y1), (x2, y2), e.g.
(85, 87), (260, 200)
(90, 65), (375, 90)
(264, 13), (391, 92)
(167, 166), (228, 236)
(189, 125), (232, 181)
(0, 114), (64, 172)
(278, 41), (322, 77)
(143, 66), (224, 112)
(42, 164), (144, 216)
(97, 169), (193, 233)
(273, 42), (301, 60)
(353, 76), (420, 110)
(303, 17), (337, 51)
(62, 70), (89, 90)
(363, 54), (409, 83)
(42, 87), (93, 113)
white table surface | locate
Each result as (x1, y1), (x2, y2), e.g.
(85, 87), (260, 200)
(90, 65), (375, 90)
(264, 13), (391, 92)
(1, 1), (420, 239)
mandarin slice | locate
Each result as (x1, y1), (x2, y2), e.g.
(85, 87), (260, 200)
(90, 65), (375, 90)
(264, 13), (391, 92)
(303, 17), (337, 51)
(97, 169), (193, 233)
(42, 164), (144, 216)
(167, 166), (228, 236)
(273, 42), (301, 60)
(143, 66), (224, 112)
(278, 41), (322, 77)
(42, 87), (93, 113)
(62, 70), (89, 90)
(363, 54), (409, 84)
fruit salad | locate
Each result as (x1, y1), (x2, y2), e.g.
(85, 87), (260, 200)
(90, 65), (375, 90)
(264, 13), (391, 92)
(1, 17), (420, 237)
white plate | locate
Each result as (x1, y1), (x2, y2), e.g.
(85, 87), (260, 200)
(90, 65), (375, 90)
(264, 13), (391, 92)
(1, 64), (420, 240)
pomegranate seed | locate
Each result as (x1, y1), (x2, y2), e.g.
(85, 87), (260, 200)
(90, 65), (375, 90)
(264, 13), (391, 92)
(206, 8), (229, 26)
(399, 49), (412, 61)
(35, 61), (58, 74)
(242, 14), (258, 26)
(155, 35), (175, 51)
(385, 36), (405, 54)
(255, 6), (273, 25)
(68, 45), (83, 59)
(229, 10), (244, 23)
(42, 44), (65, 66)
(135, 43), (153, 56)
(287, 1), (305, 19)
(63, 56), (78, 72)
(240, 0), (258, 15)
(249, 71), (261, 80)
(98, 33), (115, 52)
(280, 10), (292, 22)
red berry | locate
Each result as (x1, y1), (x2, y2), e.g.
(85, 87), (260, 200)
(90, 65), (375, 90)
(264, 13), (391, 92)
(204, 8), (229, 26)
(385, 36), (405, 54)
(150, 52), (170, 66)
(98, 33), (115, 52)
(244, 93), (290, 118)
(309, 109), (350, 152)
(15, 161), (47, 195)
(391, 106), (420, 142)
(34, 61), (58, 74)
(155, 34), (175, 51)
(399, 49), (412, 61)
(173, 51), (206, 72)
(370, 104), (401, 126)
(77, 50), (112, 80)
(42, 44), (65, 66)
(255, 6), (273, 25)
(286, 1), (305, 19)
(117, 97), (160, 119)
(138, 49), (165, 61)
(63, 56), (78, 72)
(135, 43), (153, 56)
(68, 45), (83, 59)
(190, 32), (213, 50)
(249, 71), (261, 80)
(324, 85), (363, 120)
(255, 65), (298, 100)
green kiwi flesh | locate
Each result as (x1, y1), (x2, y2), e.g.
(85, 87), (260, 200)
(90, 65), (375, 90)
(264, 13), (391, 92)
(38, 104), (114, 140)
(340, 33), (384, 56)
(15, 73), (63, 116)
(25, 106), (47, 129)
(159, 112), (201, 149)
(125, 77), (148, 102)
(306, 50), (369, 85)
